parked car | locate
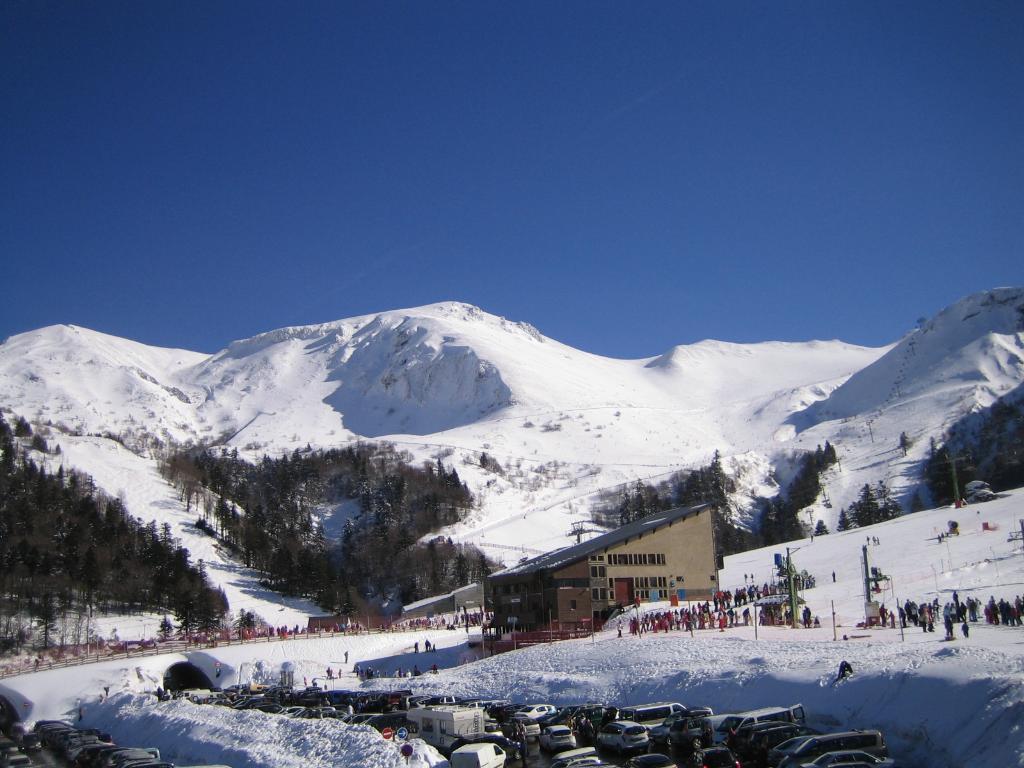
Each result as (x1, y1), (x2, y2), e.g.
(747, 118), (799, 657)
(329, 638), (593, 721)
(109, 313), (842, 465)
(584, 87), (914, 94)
(625, 754), (675, 768)
(596, 721), (650, 754)
(689, 746), (741, 768)
(798, 751), (895, 767)
(549, 747), (600, 768)
(618, 702), (687, 727)
(538, 704), (608, 728)
(18, 734), (41, 753)
(747, 725), (820, 767)
(514, 704), (558, 721)
(772, 732), (887, 768)
(539, 726), (578, 752)
(767, 736), (821, 768)
(363, 712), (411, 733)
(713, 705), (806, 746)
(653, 709), (714, 746)
(731, 718), (814, 760)
(669, 716), (719, 752)
(450, 743), (507, 768)
(446, 735), (522, 761)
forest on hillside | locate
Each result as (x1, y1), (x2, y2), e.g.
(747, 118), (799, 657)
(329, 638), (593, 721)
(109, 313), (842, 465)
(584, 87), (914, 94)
(0, 412), (227, 652)
(924, 383), (1024, 503)
(159, 442), (495, 615)
(592, 444), (851, 557)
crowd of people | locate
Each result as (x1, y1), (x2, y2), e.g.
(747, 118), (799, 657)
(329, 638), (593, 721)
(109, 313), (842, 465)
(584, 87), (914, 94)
(899, 591), (1024, 640)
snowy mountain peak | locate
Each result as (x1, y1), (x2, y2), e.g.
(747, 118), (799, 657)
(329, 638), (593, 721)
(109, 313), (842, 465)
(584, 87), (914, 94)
(2, 288), (1023, 576)
(793, 288), (1024, 431)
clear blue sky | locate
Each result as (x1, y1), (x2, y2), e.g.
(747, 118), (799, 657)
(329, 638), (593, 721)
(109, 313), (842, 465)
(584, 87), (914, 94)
(2, 1), (1021, 358)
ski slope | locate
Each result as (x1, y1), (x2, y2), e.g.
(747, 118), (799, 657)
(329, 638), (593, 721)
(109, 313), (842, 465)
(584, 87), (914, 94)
(0, 288), (1021, 618)
(2, 489), (1023, 767)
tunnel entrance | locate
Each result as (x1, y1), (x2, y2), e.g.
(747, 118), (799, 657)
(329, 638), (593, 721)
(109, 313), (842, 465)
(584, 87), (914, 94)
(163, 662), (215, 692)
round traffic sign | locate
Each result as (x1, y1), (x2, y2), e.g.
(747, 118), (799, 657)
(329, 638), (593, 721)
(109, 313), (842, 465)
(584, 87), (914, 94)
(401, 744), (414, 757)
(396, 727), (409, 740)
(381, 727), (395, 740)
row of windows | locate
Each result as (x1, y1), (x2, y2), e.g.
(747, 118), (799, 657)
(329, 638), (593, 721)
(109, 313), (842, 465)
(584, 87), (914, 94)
(635, 576), (668, 589)
(591, 588), (609, 600)
(590, 565), (607, 578)
(589, 554), (605, 562)
(556, 578), (589, 588)
(608, 553), (666, 566)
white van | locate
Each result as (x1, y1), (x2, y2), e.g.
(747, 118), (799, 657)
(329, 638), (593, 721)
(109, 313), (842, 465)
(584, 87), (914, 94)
(407, 706), (486, 752)
(711, 704), (806, 743)
(616, 702), (685, 727)
(450, 743), (507, 768)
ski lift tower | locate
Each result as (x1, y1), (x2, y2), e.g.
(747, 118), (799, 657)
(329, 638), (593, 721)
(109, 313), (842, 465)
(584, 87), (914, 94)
(567, 520), (600, 545)
(862, 544), (890, 625)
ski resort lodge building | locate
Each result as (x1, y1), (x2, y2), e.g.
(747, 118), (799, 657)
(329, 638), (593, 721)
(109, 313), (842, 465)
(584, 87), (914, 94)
(487, 504), (719, 633)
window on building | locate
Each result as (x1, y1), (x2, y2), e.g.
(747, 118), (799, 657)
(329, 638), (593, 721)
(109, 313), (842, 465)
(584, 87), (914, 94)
(592, 588), (600, 600)
(570, 600), (577, 610)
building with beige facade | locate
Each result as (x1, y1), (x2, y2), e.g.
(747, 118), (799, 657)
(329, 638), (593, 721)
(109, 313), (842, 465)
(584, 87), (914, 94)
(487, 504), (718, 632)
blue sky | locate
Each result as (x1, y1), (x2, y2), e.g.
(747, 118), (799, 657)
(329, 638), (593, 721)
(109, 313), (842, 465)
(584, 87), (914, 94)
(2, 2), (1021, 358)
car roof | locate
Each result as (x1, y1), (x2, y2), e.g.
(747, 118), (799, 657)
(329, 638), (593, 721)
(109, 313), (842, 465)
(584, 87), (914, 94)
(629, 754), (674, 765)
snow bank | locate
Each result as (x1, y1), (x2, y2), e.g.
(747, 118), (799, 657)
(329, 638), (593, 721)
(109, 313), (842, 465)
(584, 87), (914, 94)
(82, 692), (445, 768)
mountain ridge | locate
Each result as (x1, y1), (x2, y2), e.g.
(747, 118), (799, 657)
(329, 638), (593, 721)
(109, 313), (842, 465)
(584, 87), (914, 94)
(2, 288), (1022, 584)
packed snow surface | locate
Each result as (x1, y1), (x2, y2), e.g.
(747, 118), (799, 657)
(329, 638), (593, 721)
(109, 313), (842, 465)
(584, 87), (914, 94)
(3, 490), (1024, 767)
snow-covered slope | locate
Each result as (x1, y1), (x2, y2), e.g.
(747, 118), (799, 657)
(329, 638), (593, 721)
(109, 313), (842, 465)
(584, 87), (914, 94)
(1, 290), (1022, 582)
(2, 490), (1023, 768)
(782, 287), (1024, 524)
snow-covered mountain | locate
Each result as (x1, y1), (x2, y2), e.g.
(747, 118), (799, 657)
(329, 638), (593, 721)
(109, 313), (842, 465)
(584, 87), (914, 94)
(2, 290), (1022, 577)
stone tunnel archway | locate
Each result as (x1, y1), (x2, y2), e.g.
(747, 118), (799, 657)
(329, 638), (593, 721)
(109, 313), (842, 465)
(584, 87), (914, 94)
(163, 661), (215, 692)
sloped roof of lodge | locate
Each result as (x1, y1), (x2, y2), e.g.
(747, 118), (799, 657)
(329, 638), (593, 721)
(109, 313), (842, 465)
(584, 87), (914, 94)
(492, 503), (713, 579)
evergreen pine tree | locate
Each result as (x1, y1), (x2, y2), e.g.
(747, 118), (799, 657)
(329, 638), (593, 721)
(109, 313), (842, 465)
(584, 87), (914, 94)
(814, 519), (829, 536)
(837, 508), (852, 531)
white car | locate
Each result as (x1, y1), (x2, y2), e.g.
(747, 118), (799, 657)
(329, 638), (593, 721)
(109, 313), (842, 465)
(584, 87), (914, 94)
(539, 726), (578, 752)
(595, 721), (649, 754)
(550, 756), (604, 768)
(514, 704), (557, 721)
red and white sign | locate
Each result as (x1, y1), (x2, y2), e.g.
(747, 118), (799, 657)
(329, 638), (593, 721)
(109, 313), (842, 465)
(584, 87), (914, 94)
(381, 727), (395, 740)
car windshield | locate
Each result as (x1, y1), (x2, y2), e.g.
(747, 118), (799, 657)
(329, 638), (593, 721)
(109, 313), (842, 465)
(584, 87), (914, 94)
(717, 716), (743, 732)
(624, 726), (646, 736)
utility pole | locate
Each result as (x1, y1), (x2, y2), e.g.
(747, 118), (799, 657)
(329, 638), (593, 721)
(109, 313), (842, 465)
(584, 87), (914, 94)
(949, 453), (961, 506)
(786, 547), (798, 629)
